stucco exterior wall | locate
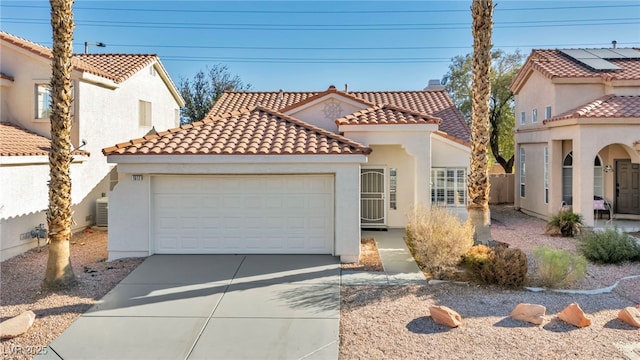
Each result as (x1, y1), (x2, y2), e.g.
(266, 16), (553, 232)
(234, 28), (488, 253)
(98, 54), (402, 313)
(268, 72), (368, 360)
(516, 142), (548, 218)
(0, 42), (182, 259)
(286, 96), (365, 133)
(107, 159), (363, 263)
(364, 145), (413, 227)
(554, 83), (605, 114)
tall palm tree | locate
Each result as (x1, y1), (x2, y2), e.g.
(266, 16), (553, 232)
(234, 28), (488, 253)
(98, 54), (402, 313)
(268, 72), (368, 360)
(43, 0), (76, 289)
(468, 0), (494, 245)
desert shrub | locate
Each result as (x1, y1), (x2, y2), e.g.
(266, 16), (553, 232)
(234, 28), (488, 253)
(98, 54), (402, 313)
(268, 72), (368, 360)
(461, 245), (492, 277)
(546, 210), (583, 237)
(579, 228), (640, 264)
(463, 246), (528, 288)
(406, 206), (474, 275)
(532, 246), (587, 288)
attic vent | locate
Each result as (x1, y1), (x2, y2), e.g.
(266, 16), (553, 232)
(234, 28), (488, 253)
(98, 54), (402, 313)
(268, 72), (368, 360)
(96, 197), (108, 227)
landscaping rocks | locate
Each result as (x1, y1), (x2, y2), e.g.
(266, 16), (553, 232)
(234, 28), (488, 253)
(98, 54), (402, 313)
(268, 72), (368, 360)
(0, 310), (36, 339)
(510, 303), (546, 325)
(557, 302), (591, 328)
(617, 307), (640, 328)
(429, 305), (462, 328)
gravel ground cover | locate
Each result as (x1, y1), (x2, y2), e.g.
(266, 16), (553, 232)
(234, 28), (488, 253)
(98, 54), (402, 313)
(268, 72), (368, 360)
(339, 206), (640, 360)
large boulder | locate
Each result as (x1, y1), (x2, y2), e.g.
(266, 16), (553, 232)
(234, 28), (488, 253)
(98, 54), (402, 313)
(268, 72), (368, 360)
(429, 305), (462, 328)
(510, 303), (546, 325)
(618, 307), (640, 328)
(557, 303), (591, 328)
(0, 311), (36, 339)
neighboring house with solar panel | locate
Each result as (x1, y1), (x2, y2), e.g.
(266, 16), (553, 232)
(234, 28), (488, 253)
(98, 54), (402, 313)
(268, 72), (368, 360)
(511, 46), (640, 227)
(0, 32), (184, 260)
(102, 83), (470, 262)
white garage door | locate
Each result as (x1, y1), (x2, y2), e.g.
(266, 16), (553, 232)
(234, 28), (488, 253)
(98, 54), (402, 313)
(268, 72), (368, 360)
(152, 175), (334, 254)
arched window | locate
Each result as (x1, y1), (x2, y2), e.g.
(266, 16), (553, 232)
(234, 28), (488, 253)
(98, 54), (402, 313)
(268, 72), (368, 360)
(562, 152), (573, 204)
(594, 155), (603, 197)
(562, 151), (604, 204)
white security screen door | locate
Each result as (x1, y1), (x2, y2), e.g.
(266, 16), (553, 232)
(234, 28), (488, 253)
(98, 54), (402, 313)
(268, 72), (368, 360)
(360, 168), (386, 226)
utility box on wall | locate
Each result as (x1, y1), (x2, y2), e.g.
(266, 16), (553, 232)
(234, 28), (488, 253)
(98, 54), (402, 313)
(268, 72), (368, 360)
(96, 197), (108, 227)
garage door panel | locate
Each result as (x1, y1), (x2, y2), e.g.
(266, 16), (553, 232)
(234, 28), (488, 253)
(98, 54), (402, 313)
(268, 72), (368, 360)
(153, 175), (333, 254)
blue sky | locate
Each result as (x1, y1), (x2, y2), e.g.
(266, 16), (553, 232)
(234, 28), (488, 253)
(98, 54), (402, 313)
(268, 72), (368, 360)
(1, 1), (639, 91)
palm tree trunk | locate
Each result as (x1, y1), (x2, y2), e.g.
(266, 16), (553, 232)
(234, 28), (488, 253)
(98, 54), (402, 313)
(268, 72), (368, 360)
(469, 0), (494, 245)
(43, 0), (76, 290)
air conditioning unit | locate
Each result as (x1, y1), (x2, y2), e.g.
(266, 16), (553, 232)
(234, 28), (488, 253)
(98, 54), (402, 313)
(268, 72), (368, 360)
(96, 197), (108, 227)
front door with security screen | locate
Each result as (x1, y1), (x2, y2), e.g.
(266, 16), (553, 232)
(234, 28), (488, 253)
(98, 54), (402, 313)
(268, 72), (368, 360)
(616, 160), (640, 215)
(361, 168), (386, 226)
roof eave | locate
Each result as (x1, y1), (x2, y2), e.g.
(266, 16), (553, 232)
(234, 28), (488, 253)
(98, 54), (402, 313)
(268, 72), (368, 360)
(106, 153), (369, 165)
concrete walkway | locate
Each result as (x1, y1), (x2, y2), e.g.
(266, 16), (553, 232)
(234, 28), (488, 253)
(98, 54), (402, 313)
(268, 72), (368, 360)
(37, 255), (340, 360)
(341, 229), (427, 285)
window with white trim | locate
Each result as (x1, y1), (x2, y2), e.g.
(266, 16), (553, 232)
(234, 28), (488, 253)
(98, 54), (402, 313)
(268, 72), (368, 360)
(562, 152), (573, 205)
(519, 147), (526, 197)
(543, 146), (549, 203)
(139, 100), (152, 126)
(545, 106), (552, 120)
(531, 109), (538, 123)
(35, 84), (52, 119)
(431, 168), (467, 207)
(520, 111), (525, 125)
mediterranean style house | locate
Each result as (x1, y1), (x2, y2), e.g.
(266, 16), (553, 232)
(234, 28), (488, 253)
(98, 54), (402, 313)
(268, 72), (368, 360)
(0, 31), (184, 260)
(103, 83), (471, 262)
(511, 47), (640, 227)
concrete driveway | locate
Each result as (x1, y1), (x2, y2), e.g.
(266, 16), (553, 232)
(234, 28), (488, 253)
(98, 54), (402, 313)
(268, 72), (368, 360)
(38, 255), (340, 360)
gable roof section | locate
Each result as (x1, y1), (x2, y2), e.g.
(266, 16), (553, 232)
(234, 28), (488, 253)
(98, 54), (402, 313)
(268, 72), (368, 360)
(0, 32), (179, 87)
(511, 49), (640, 92)
(544, 95), (640, 124)
(278, 85), (376, 113)
(212, 88), (470, 142)
(73, 53), (158, 84)
(103, 106), (371, 156)
(335, 104), (441, 125)
(0, 122), (89, 156)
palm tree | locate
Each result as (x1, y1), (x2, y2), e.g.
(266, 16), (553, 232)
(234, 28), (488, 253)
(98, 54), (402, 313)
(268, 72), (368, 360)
(43, 0), (77, 289)
(468, 0), (494, 245)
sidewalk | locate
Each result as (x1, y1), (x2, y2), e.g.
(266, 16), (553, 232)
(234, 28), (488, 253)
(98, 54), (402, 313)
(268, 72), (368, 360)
(341, 228), (426, 285)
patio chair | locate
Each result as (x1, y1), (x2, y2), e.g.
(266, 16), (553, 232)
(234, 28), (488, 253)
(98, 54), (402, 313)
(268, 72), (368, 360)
(593, 196), (613, 226)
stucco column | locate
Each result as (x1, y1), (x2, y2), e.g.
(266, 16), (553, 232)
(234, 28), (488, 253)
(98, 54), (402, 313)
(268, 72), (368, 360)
(402, 134), (432, 209)
(334, 165), (361, 262)
(549, 140), (563, 213)
(572, 138), (596, 227)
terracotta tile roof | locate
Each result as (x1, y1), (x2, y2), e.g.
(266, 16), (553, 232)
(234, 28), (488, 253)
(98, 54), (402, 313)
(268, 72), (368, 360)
(103, 106), (371, 156)
(511, 49), (640, 92)
(278, 85), (377, 113)
(1, 31), (161, 84)
(335, 104), (440, 125)
(73, 53), (158, 83)
(0, 72), (14, 81)
(211, 87), (470, 142)
(0, 122), (89, 157)
(544, 95), (640, 123)
(433, 131), (471, 147)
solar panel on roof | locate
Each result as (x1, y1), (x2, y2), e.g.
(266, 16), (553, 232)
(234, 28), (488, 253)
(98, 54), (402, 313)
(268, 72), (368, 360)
(585, 49), (624, 59)
(578, 58), (622, 70)
(560, 49), (598, 59)
(610, 48), (640, 59)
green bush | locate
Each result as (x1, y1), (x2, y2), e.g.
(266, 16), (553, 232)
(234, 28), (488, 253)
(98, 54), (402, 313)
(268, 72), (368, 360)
(546, 210), (583, 237)
(463, 245), (528, 288)
(406, 206), (474, 277)
(579, 228), (640, 264)
(532, 246), (587, 288)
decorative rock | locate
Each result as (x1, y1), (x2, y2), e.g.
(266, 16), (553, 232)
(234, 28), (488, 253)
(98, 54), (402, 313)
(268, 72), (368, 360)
(618, 307), (640, 328)
(510, 303), (546, 325)
(429, 305), (462, 328)
(557, 302), (591, 328)
(0, 311), (36, 339)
